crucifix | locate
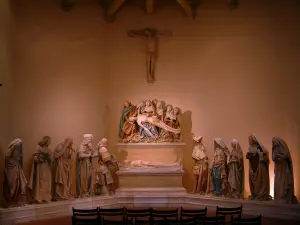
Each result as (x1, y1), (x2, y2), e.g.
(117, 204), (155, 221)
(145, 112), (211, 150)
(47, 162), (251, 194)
(128, 28), (172, 83)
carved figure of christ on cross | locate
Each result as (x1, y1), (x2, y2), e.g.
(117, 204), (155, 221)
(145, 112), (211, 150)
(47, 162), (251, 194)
(128, 28), (172, 83)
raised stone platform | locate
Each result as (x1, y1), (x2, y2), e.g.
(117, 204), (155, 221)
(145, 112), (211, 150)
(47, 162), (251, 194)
(115, 187), (187, 196)
(116, 170), (185, 188)
(1, 195), (300, 225)
(115, 142), (186, 196)
(116, 142), (186, 165)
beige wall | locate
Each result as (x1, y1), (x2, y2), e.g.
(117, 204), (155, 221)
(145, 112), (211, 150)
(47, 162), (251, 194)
(104, 1), (300, 197)
(1, 0), (300, 202)
(8, 0), (108, 177)
(0, 0), (13, 204)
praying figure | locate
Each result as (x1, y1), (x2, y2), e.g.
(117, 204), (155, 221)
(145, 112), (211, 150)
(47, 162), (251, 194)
(29, 136), (52, 203)
(192, 135), (209, 195)
(246, 134), (272, 200)
(211, 138), (229, 197)
(53, 137), (75, 200)
(272, 137), (298, 204)
(227, 139), (244, 199)
(76, 134), (94, 197)
(3, 138), (28, 207)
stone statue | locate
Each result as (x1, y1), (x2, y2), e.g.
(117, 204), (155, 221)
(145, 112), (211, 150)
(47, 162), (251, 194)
(246, 134), (272, 200)
(191, 135), (209, 195)
(211, 138), (229, 197)
(121, 160), (181, 168)
(3, 138), (28, 207)
(128, 28), (172, 83)
(227, 139), (244, 199)
(95, 138), (117, 196)
(76, 134), (94, 197)
(119, 100), (182, 143)
(52, 137), (75, 200)
(119, 101), (137, 142)
(272, 137), (298, 204)
(28, 136), (52, 203)
(137, 100), (159, 139)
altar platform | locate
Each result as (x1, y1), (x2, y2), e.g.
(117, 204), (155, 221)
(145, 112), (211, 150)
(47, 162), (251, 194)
(1, 194), (300, 225)
(115, 142), (187, 197)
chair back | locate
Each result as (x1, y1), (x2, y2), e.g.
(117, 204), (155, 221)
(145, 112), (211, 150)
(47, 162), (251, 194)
(216, 205), (243, 218)
(180, 207), (207, 220)
(125, 208), (152, 224)
(195, 215), (226, 225)
(99, 207), (125, 216)
(231, 215), (262, 225)
(99, 207), (125, 224)
(152, 208), (178, 220)
(72, 208), (100, 225)
(72, 207), (99, 218)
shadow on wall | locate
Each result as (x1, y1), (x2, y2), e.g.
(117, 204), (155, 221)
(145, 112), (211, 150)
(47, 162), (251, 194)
(181, 110), (193, 192)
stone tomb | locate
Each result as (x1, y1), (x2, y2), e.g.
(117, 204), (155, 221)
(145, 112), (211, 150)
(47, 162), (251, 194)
(115, 142), (186, 196)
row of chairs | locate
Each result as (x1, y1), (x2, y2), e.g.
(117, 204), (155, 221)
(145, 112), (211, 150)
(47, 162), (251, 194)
(72, 206), (261, 225)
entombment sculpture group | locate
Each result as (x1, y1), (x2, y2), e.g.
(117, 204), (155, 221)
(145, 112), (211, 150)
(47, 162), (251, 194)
(3, 135), (118, 208)
(2, 99), (298, 208)
(191, 134), (298, 204)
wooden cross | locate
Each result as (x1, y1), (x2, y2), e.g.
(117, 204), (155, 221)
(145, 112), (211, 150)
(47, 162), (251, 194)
(128, 28), (172, 83)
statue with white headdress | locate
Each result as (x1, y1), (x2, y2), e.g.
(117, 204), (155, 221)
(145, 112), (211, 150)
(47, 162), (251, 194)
(227, 139), (244, 199)
(246, 134), (272, 200)
(95, 138), (118, 196)
(192, 135), (209, 194)
(211, 138), (230, 197)
(3, 138), (28, 207)
(76, 134), (94, 197)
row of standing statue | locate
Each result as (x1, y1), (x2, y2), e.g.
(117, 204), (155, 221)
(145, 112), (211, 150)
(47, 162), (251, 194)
(192, 134), (298, 204)
(2, 132), (298, 208)
(3, 134), (118, 208)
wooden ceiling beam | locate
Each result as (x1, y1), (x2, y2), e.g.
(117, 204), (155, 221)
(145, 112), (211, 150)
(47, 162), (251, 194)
(107, 0), (126, 15)
(176, 0), (194, 19)
(146, 0), (154, 14)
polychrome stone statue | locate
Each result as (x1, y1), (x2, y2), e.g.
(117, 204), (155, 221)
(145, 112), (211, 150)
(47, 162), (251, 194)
(29, 136), (52, 203)
(246, 134), (272, 200)
(227, 139), (244, 199)
(192, 135), (209, 195)
(3, 138), (28, 207)
(272, 137), (298, 204)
